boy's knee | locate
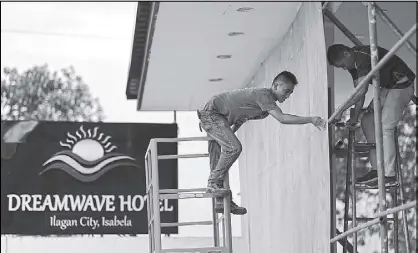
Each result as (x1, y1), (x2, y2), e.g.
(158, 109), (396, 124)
(228, 143), (242, 155)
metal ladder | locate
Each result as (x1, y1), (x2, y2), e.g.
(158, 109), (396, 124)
(336, 111), (411, 253)
(145, 137), (234, 253)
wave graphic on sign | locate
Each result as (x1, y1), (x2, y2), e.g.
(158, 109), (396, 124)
(40, 126), (139, 182)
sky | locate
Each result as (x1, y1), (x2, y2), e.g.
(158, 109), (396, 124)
(0, 0), (242, 244)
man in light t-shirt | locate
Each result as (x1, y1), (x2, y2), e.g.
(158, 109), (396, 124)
(197, 71), (327, 215)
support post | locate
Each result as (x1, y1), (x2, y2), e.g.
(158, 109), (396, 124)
(212, 199), (220, 247)
(323, 8), (363, 46)
(223, 173), (233, 253)
(367, 3), (388, 253)
(348, 109), (357, 253)
(151, 140), (162, 252)
(343, 125), (353, 253)
(392, 188), (399, 253)
(394, 129), (411, 253)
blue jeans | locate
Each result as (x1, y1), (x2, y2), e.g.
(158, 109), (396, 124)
(361, 84), (415, 176)
(197, 110), (242, 184)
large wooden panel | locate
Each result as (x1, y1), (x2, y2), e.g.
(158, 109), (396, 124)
(238, 3), (330, 253)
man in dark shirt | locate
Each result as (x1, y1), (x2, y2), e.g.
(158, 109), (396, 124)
(327, 44), (415, 186)
(197, 71), (327, 215)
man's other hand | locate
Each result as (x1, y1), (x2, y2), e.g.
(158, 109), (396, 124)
(310, 116), (327, 130)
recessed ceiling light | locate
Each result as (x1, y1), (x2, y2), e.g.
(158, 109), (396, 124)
(237, 7), (254, 12)
(209, 78), (223, 82)
(217, 55), (232, 59)
(228, 32), (244, 36)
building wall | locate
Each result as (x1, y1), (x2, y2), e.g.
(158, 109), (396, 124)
(238, 3), (330, 253)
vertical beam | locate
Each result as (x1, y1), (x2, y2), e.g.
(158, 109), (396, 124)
(151, 140), (162, 252)
(322, 8), (363, 46)
(394, 129), (411, 253)
(145, 153), (153, 253)
(343, 125), (354, 253)
(367, 3), (388, 253)
(392, 188), (399, 253)
(348, 111), (357, 253)
(373, 4), (416, 57)
(212, 199), (220, 246)
(223, 173), (233, 253)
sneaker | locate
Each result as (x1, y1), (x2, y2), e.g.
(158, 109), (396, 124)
(206, 182), (231, 197)
(215, 200), (247, 215)
(364, 176), (398, 188)
(356, 170), (378, 184)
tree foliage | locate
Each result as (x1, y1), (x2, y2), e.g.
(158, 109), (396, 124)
(334, 105), (416, 252)
(1, 65), (104, 121)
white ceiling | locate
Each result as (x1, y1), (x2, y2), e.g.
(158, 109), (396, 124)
(139, 2), (301, 111)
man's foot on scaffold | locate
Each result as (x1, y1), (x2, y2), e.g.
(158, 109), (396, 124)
(356, 170), (378, 184)
(362, 176), (398, 188)
(356, 170), (397, 186)
(215, 200), (247, 215)
(206, 182), (231, 197)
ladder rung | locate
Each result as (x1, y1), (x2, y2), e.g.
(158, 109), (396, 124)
(154, 136), (212, 143)
(348, 217), (395, 222)
(355, 143), (375, 152)
(355, 183), (399, 190)
(160, 192), (215, 200)
(159, 188), (207, 194)
(161, 221), (213, 227)
(334, 149), (369, 158)
(162, 247), (226, 253)
(158, 153), (209, 160)
(333, 142), (376, 156)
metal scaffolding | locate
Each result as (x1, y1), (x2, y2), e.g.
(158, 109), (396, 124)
(145, 137), (234, 253)
(324, 2), (417, 253)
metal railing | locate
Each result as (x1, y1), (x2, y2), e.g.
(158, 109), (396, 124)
(325, 2), (417, 253)
(330, 201), (416, 244)
(145, 136), (234, 253)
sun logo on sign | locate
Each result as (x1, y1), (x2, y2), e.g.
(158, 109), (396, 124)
(41, 125), (139, 182)
(59, 126), (117, 161)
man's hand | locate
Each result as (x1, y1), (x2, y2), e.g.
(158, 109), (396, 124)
(330, 111), (344, 125)
(346, 121), (359, 130)
(310, 116), (327, 130)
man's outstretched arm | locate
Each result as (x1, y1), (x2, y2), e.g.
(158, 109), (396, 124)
(267, 107), (326, 130)
(338, 82), (368, 114)
(331, 77), (369, 124)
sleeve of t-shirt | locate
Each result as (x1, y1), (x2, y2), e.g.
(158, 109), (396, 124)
(256, 91), (278, 112)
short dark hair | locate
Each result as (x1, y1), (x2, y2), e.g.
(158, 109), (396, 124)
(327, 44), (350, 64)
(272, 71), (298, 86)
